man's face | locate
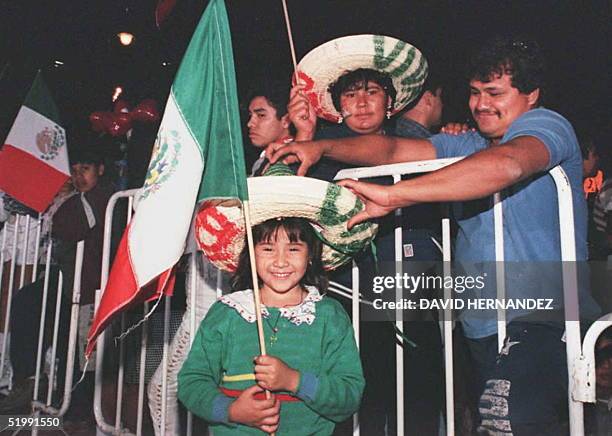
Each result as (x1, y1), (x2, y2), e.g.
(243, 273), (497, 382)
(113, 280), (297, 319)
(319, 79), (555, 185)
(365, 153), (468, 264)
(340, 81), (390, 135)
(247, 96), (288, 148)
(469, 73), (539, 140)
(71, 163), (103, 193)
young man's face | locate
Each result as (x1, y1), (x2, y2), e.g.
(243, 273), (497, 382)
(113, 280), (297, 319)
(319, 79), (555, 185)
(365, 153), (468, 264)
(71, 163), (103, 193)
(469, 73), (539, 140)
(340, 81), (390, 135)
(247, 96), (289, 148)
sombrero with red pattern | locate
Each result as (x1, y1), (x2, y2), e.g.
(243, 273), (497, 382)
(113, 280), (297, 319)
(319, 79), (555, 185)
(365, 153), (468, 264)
(295, 34), (428, 123)
(194, 164), (377, 272)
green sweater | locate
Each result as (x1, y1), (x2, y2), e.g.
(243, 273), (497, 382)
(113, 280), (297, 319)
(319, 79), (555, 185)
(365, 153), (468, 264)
(178, 287), (364, 435)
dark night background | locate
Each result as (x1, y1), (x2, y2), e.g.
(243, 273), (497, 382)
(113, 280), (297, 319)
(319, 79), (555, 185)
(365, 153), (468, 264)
(1, 0), (611, 175)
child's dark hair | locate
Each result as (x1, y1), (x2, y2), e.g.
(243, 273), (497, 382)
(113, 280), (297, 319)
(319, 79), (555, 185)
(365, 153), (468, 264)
(231, 217), (328, 292)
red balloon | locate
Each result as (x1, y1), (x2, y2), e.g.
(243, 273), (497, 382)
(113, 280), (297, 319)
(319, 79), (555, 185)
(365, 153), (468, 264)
(89, 111), (108, 133)
(114, 99), (131, 114)
(105, 113), (132, 137)
(132, 99), (160, 123)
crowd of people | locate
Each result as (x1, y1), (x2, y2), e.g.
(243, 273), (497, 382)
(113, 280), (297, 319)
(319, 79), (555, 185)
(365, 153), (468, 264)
(0, 30), (610, 436)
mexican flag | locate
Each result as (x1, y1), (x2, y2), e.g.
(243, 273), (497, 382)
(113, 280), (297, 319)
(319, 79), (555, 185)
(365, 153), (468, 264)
(0, 73), (70, 212)
(86, 0), (248, 355)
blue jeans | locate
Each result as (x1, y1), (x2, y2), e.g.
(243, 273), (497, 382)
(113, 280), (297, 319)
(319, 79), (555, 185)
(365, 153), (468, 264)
(466, 322), (568, 435)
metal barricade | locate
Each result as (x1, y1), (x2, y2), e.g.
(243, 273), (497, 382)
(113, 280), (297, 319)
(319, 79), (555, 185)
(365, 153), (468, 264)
(0, 210), (88, 433)
(335, 158), (612, 436)
(1, 213), (43, 389)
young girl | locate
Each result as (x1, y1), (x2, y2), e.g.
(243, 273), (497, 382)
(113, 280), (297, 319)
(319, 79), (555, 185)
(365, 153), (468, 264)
(178, 217), (365, 435)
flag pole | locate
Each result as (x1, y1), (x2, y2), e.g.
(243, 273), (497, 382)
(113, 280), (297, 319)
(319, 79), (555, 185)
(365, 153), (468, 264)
(281, 0), (299, 75)
(243, 200), (276, 435)
(243, 200), (268, 357)
(281, 0), (307, 124)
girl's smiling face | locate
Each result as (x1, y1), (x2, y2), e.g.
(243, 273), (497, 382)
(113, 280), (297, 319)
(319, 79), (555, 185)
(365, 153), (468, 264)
(255, 226), (309, 303)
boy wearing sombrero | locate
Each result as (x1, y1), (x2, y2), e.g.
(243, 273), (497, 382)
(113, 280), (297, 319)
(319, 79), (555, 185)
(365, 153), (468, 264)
(282, 34), (443, 434)
(287, 34), (427, 182)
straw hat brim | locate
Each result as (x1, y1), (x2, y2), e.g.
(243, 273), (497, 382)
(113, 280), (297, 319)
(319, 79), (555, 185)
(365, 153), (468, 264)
(195, 176), (378, 272)
(296, 34), (428, 123)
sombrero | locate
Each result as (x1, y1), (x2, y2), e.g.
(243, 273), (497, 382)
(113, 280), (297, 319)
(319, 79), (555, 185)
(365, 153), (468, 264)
(195, 164), (378, 272)
(295, 34), (428, 123)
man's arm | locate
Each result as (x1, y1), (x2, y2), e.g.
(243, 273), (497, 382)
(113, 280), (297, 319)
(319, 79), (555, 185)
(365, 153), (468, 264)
(340, 136), (550, 227)
(268, 135), (435, 176)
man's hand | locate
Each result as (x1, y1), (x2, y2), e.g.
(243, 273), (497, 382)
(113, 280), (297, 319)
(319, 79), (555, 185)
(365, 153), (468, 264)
(267, 140), (326, 176)
(440, 122), (475, 135)
(287, 84), (317, 141)
(254, 355), (300, 393)
(337, 179), (401, 228)
(228, 385), (280, 433)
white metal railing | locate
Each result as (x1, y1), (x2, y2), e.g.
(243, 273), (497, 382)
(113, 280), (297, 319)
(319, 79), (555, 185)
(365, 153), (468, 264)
(1, 214), (41, 388)
(0, 209), (87, 433)
(337, 158), (460, 435)
(336, 158), (612, 436)
(94, 188), (139, 436)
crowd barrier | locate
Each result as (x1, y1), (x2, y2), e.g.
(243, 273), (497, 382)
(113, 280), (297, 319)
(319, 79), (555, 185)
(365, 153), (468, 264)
(1, 157), (610, 435)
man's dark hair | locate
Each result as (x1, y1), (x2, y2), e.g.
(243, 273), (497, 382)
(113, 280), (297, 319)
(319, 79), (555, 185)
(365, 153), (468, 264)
(231, 217), (328, 292)
(467, 36), (545, 96)
(329, 68), (396, 113)
(247, 81), (291, 119)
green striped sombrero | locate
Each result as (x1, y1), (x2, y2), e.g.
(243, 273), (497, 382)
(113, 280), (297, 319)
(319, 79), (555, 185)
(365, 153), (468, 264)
(195, 164), (378, 272)
(296, 34), (428, 123)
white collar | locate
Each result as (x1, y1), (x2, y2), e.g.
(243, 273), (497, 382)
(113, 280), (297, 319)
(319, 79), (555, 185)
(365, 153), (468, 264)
(220, 286), (323, 326)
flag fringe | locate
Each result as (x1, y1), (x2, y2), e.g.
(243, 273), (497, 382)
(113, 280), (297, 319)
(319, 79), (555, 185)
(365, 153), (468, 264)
(113, 291), (164, 345)
(71, 358), (90, 392)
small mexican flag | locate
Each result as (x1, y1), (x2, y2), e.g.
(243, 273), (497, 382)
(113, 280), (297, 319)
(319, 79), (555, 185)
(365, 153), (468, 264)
(0, 72), (70, 212)
(86, 0), (248, 355)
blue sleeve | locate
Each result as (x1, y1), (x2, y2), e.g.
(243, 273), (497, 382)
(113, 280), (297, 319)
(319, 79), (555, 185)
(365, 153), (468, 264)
(502, 108), (578, 171)
(430, 131), (485, 159)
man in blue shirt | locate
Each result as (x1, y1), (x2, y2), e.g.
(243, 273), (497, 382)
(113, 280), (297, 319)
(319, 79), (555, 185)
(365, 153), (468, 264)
(270, 36), (599, 435)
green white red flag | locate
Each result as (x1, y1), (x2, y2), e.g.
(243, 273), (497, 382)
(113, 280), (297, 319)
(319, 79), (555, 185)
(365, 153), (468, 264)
(0, 72), (70, 212)
(86, 0), (248, 356)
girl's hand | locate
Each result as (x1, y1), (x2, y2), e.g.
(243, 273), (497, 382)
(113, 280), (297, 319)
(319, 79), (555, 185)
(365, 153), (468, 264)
(288, 84), (317, 141)
(254, 355), (300, 393)
(228, 385), (280, 433)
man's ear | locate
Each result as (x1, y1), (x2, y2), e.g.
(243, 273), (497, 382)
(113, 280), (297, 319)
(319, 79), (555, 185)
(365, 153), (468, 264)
(281, 114), (290, 129)
(98, 163), (105, 176)
(423, 90), (435, 107)
(527, 88), (540, 107)
(386, 95), (392, 109)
